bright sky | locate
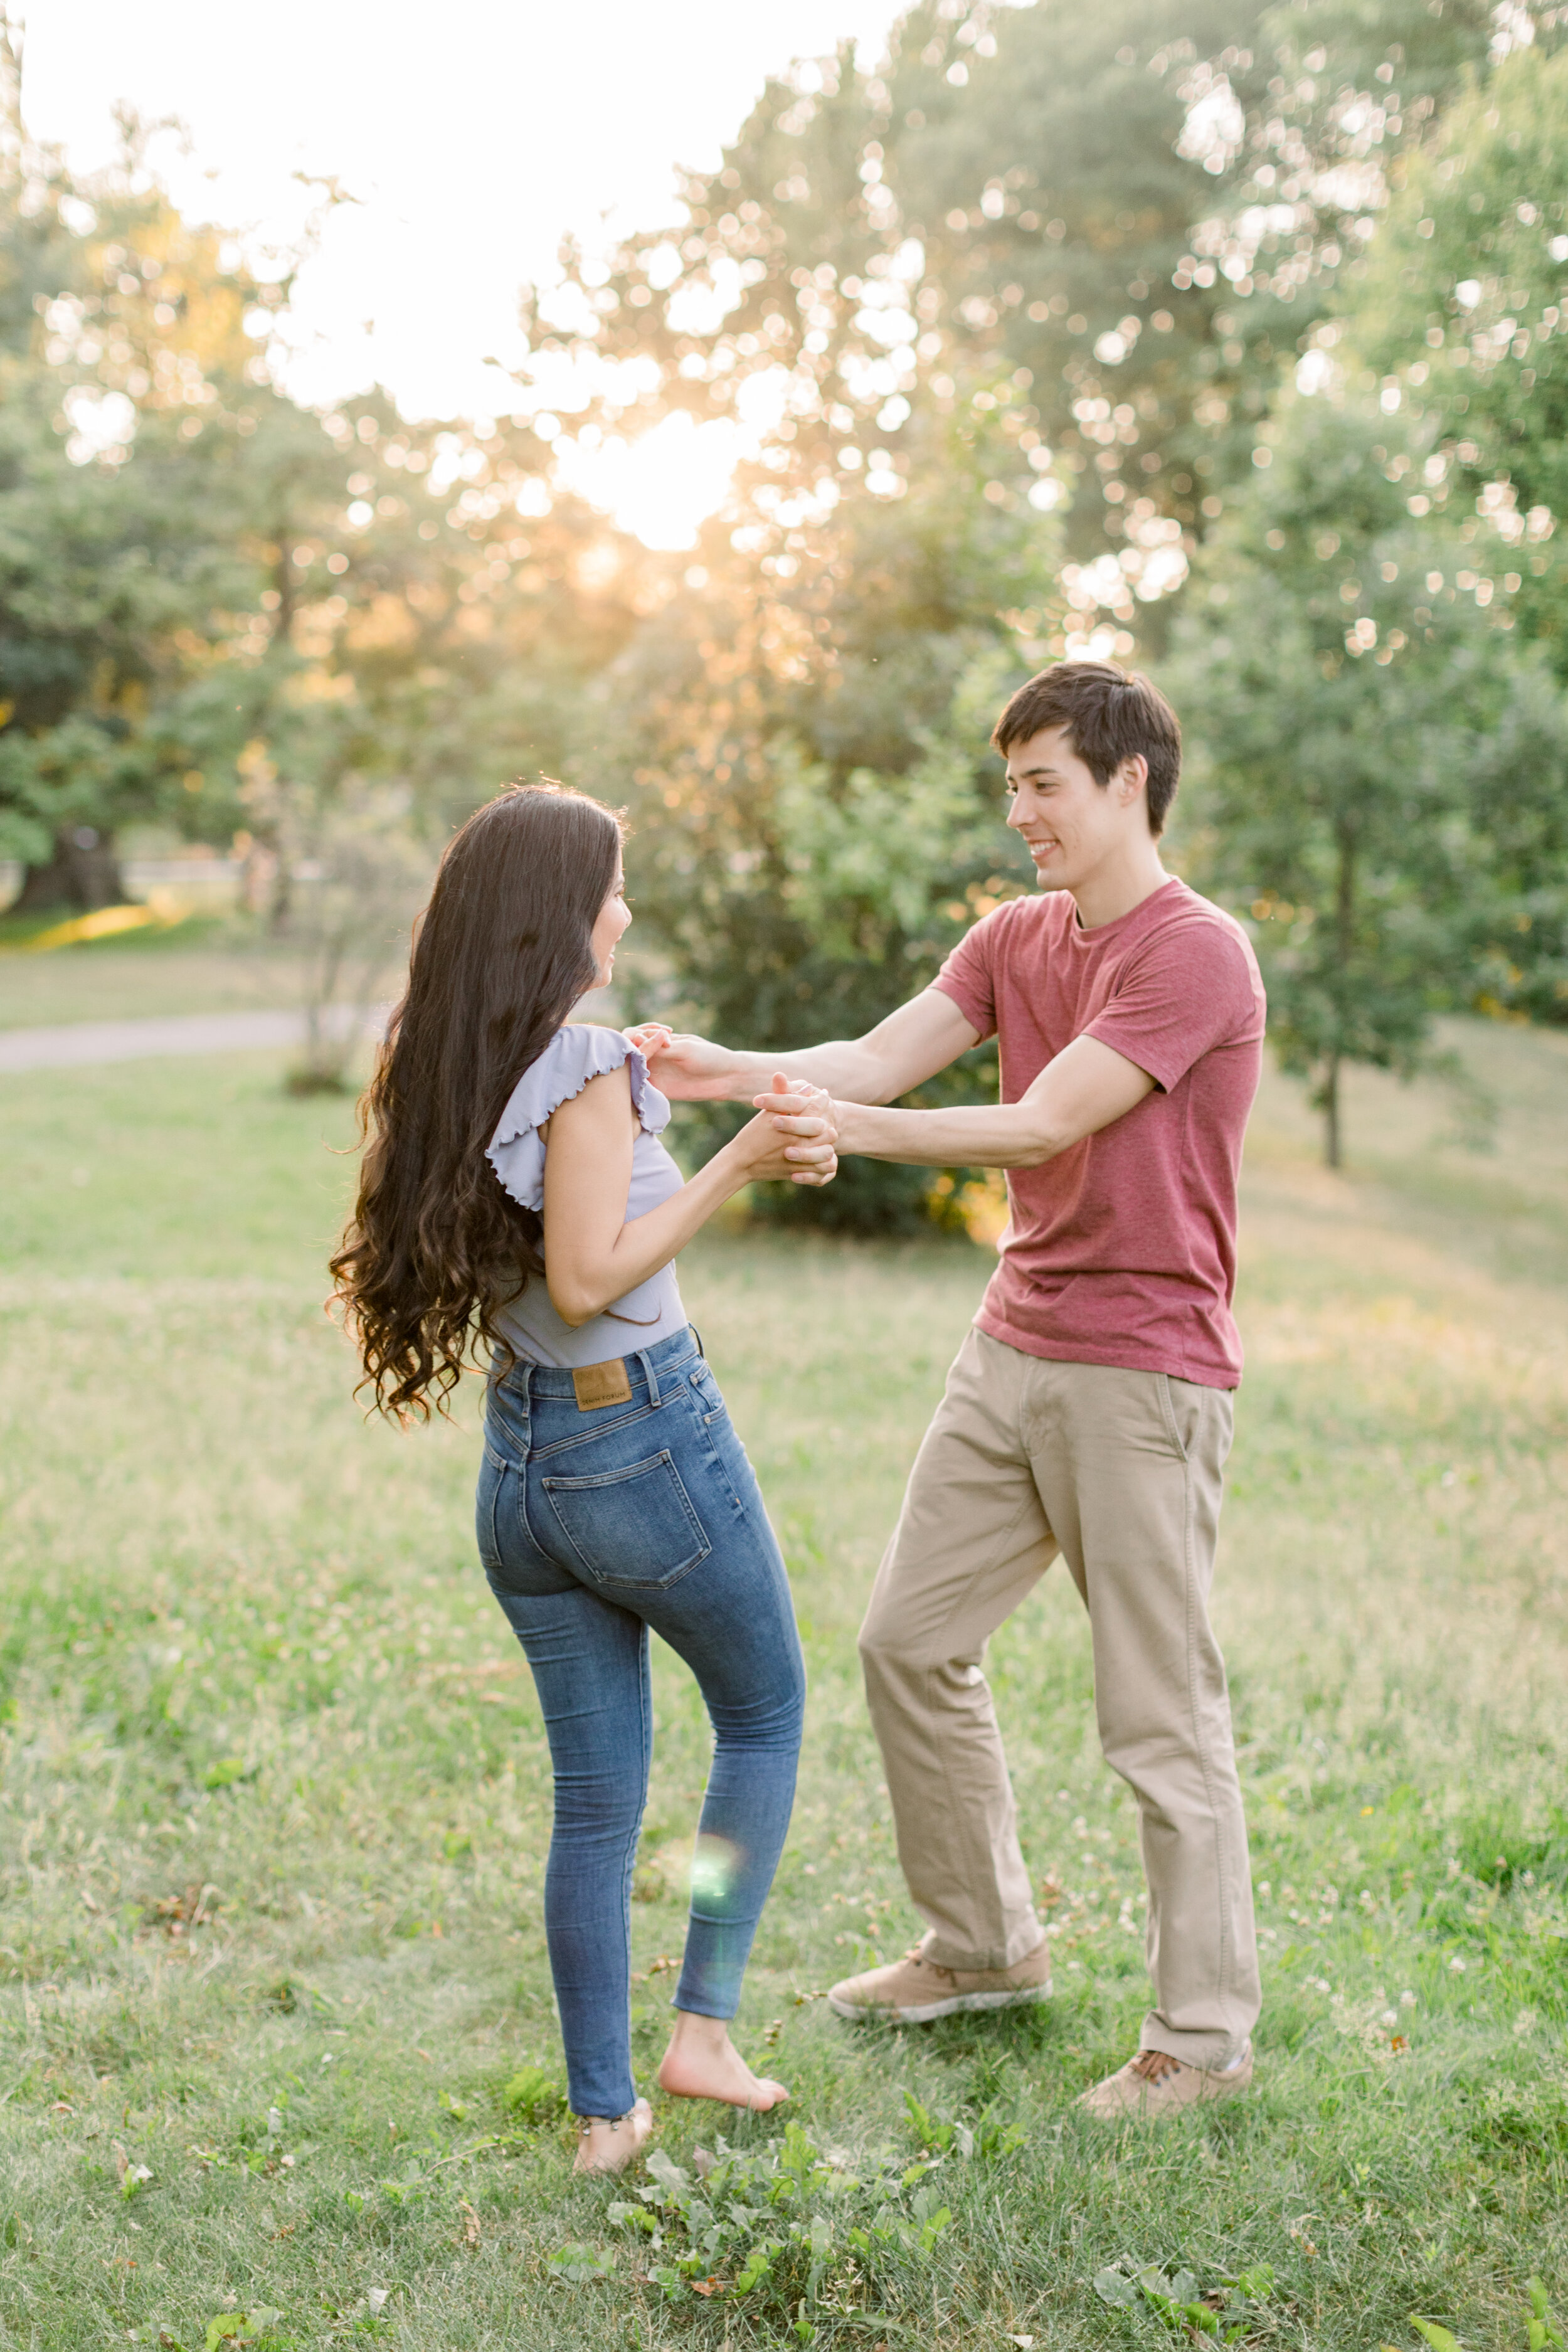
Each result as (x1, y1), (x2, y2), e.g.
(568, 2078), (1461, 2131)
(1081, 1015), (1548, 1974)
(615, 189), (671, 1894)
(18, 0), (905, 435)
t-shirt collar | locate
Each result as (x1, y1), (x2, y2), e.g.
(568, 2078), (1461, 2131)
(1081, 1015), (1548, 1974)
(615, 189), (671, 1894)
(1069, 874), (1183, 945)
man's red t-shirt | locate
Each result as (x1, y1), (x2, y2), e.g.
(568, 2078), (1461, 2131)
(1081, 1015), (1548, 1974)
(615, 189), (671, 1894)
(931, 877), (1265, 1390)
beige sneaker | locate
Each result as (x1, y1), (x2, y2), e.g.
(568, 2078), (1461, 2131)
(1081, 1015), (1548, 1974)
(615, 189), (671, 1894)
(827, 1937), (1052, 2025)
(1077, 2044), (1253, 2119)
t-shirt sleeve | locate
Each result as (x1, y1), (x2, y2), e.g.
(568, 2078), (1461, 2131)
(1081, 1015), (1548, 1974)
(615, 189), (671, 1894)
(930, 907), (1005, 1041)
(1084, 918), (1264, 1094)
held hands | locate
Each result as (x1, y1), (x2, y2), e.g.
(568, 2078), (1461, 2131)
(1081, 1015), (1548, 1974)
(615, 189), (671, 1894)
(621, 1026), (837, 1185)
(738, 1073), (839, 1188)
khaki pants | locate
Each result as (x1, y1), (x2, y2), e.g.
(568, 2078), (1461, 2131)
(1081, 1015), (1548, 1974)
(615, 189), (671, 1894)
(859, 1328), (1259, 2069)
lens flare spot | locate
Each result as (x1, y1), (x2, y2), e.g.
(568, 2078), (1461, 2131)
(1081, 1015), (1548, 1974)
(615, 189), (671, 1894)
(688, 1835), (744, 1907)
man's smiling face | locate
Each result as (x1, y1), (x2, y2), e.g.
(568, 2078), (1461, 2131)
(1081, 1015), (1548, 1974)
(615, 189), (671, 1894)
(1003, 723), (1147, 896)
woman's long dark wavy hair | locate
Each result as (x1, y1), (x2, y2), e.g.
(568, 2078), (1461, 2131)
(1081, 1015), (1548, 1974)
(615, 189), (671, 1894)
(331, 781), (624, 1421)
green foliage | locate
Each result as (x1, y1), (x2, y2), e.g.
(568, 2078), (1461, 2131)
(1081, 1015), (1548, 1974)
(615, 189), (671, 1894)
(902, 2086), (1025, 2159)
(1528, 2275), (1567, 2352)
(522, 0), (1568, 1214)
(603, 2122), (954, 2318)
(1355, 43), (1568, 652)
(617, 502), (1039, 1230)
(533, 0), (1553, 598)
(544, 2243), (615, 2284)
(1093, 2256), (1276, 2341)
(1408, 2318), (1465, 2352)
(204, 2310), (285, 2351)
(501, 2065), (564, 2123)
(1173, 388), (1568, 1158)
(0, 56), (644, 913)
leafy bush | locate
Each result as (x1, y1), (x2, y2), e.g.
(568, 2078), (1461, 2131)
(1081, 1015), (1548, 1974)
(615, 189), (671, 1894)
(501, 2064), (564, 2124)
(1093, 2259), (1278, 2343)
(603, 2119), (972, 2328)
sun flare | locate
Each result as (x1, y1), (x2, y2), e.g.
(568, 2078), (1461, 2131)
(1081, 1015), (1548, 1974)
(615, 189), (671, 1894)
(556, 410), (741, 551)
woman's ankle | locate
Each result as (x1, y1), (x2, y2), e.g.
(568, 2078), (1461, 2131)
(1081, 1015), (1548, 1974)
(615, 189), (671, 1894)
(573, 2096), (654, 2175)
(665, 2007), (733, 2054)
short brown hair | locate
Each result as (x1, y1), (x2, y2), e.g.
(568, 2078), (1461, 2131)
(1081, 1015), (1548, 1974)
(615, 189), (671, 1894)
(991, 660), (1182, 836)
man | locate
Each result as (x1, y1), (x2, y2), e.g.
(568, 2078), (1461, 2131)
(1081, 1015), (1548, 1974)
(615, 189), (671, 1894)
(645, 660), (1264, 2117)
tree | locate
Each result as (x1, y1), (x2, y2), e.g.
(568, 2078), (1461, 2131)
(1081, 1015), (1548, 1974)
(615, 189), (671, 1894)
(0, 26), (650, 914)
(0, 77), (304, 910)
(599, 432), (1047, 1229)
(1172, 388), (1568, 1162)
(522, 0), (1562, 662)
(1311, 36), (1568, 1021)
(1351, 40), (1568, 657)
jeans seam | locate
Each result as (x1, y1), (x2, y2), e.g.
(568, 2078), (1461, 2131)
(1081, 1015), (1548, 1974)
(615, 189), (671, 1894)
(528, 1396), (671, 1460)
(515, 1438), (546, 1562)
(477, 1458), (506, 1576)
(618, 1636), (651, 2080)
(681, 1382), (748, 1514)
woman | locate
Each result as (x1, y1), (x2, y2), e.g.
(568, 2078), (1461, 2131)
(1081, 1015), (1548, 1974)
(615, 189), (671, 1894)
(331, 781), (836, 2176)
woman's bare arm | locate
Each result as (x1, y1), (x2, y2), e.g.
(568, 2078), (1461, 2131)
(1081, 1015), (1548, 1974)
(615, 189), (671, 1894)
(541, 1066), (835, 1327)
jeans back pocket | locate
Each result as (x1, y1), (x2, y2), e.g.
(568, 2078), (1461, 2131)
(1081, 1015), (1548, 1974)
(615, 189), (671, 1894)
(541, 1449), (712, 1589)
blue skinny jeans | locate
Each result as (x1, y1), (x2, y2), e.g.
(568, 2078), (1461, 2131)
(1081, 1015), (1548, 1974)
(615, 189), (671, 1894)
(475, 1326), (805, 2119)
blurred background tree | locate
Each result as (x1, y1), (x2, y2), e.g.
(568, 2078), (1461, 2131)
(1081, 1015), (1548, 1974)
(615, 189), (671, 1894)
(1171, 393), (1567, 1163)
(6, 0), (1568, 1185)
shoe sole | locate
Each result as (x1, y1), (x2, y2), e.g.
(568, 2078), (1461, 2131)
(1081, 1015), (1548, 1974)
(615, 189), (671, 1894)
(827, 1981), (1052, 2026)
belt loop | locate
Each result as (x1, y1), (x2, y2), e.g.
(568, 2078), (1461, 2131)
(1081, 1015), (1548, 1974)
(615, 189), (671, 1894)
(638, 1348), (660, 1407)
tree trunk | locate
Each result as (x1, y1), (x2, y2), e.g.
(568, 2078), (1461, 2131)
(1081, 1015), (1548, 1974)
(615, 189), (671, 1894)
(1323, 819), (1356, 1170)
(1322, 1051), (1342, 1170)
(11, 825), (130, 914)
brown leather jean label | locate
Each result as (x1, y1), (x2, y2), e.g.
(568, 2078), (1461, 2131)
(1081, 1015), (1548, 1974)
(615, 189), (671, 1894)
(571, 1357), (633, 1411)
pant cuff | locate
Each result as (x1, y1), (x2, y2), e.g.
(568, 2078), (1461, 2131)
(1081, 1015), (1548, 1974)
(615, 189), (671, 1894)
(919, 1917), (1045, 1973)
(1138, 2018), (1253, 2073)
(566, 2072), (638, 2117)
(670, 1983), (736, 2020)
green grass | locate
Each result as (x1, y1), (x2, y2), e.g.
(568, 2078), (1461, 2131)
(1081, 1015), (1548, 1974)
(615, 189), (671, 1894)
(0, 922), (308, 1029)
(0, 1001), (1565, 2350)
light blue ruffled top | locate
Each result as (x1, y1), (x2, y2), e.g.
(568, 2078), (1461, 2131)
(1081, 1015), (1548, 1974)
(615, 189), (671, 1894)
(485, 1023), (688, 1369)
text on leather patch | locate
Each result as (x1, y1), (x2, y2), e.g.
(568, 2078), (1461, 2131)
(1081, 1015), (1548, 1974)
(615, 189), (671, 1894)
(572, 1358), (633, 1411)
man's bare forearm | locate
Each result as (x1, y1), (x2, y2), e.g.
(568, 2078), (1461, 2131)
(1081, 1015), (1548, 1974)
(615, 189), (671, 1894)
(835, 1099), (1064, 1168)
(715, 1039), (906, 1105)
(827, 1036), (1157, 1169)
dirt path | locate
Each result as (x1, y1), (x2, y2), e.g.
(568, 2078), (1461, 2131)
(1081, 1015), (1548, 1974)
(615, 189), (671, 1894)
(0, 1007), (374, 1073)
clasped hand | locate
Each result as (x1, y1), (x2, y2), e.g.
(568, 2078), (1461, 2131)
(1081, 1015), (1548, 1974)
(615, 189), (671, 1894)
(741, 1072), (838, 1188)
(623, 1024), (837, 1189)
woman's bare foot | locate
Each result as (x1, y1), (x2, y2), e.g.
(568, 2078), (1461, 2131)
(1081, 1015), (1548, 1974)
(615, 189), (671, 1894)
(573, 2096), (655, 2176)
(656, 2010), (788, 2111)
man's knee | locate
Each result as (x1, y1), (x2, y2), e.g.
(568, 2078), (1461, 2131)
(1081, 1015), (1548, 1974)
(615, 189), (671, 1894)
(857, 1605), (928, 1732)
(857, 1591), (918, 1680)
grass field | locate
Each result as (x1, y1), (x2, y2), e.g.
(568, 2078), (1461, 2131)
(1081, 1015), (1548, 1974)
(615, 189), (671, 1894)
(0, 980), (1565, 2351)
(0, 920), (310, 1029)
